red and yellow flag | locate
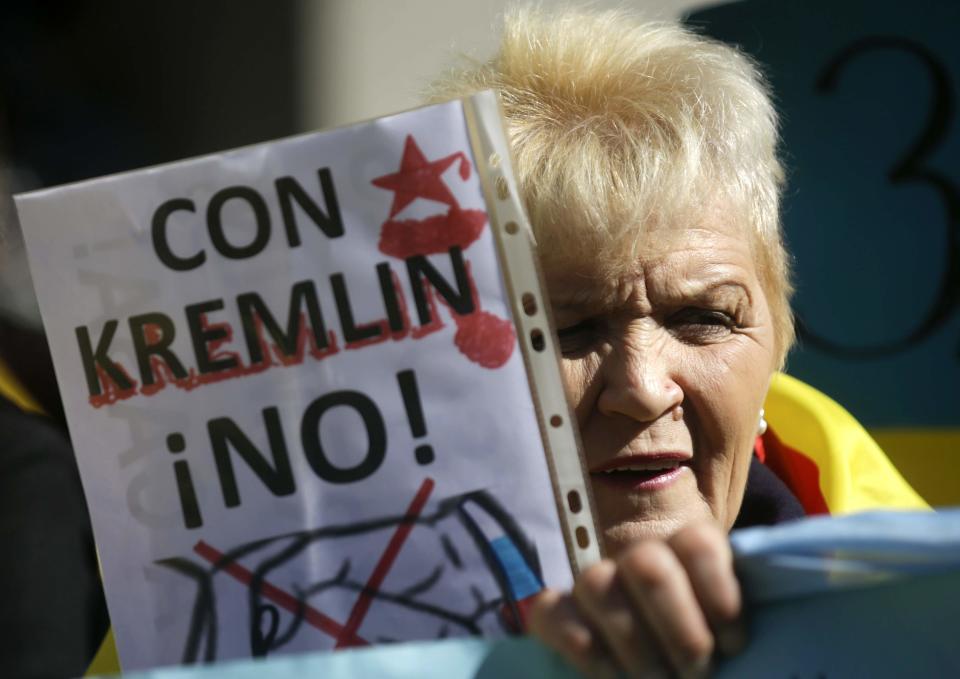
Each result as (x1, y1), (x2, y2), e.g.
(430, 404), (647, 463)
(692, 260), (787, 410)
(762, 373), (929, 515)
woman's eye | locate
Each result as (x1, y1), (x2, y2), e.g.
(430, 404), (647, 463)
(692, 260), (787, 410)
(556, 319), (601, 356)
(668, 308), (737, 341)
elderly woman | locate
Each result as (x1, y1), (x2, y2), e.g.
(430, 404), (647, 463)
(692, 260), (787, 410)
(429, 8), (809, 677)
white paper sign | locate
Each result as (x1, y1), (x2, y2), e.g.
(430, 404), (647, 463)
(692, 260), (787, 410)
(15, 96), (577, 671)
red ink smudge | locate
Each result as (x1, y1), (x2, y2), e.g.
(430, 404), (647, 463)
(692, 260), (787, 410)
(453, 311), (516, 369)
(372, 135), (516, 370)
(89, 363), (138, 408)
(344, 322), (390, 351)
(138, 322), (183, 397)
(437, 261), (516, 369)
(378, 206), (487, 258)
(140, 358), (182, 396)
(310, 330), (340, 361)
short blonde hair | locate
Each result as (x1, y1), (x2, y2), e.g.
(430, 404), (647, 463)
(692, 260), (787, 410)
(429, 7), (794, 366)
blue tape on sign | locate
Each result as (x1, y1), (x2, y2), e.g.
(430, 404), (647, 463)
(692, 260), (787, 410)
(488, 536), (542, 600)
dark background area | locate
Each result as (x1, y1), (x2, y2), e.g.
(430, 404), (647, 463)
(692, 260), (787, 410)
(1, 0), (300, 187)
(0, 0), (303, 422)
(0, 6), (305, 675)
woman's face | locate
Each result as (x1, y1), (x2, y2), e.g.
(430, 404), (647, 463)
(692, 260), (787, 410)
(546, 212), (778, 554)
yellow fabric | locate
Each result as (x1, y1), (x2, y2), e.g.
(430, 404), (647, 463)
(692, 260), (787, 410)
(764, 373), (929, 514)
(0, 356), (43, 414)
(870, 429), (960, 508)
(86, 629), (120, 677)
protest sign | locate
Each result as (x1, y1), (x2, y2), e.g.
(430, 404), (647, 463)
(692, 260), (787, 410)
(15, 91), (600, 671)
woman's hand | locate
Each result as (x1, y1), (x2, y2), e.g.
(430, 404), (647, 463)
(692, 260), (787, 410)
(529, 520), (745, 678)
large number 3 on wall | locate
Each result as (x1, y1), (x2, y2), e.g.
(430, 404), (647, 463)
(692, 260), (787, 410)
(796, 37), (960, 359)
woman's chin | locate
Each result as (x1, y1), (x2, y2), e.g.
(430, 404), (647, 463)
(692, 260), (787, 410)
(600, 517), (685, 554)
(590, 469), (715, 553)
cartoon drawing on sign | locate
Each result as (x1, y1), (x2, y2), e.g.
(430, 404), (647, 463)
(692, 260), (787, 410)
(373, 135), (516, 369)
(156, 479), (545, 662)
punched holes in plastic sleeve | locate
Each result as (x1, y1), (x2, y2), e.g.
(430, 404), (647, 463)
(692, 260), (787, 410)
(504, 221), (519, 235)
(575, 526), (591, 549)
(530, 328), (545, 352)
(521, 292), (537, 316)
(495, 175), (509, 200)
(567, 490), (582, 514)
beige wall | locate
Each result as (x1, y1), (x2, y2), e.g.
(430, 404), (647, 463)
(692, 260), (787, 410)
(300, 0), (722, 130)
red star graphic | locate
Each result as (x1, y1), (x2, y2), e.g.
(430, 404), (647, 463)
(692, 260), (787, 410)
(372, 135), (468, 218)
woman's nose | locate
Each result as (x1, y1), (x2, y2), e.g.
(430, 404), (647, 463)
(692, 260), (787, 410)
(596, 338), (683, 422)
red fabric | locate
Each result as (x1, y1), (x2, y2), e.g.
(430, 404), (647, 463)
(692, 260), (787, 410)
(501, 596), (538, 634)
(757, 429), (831, 516)
(754, 434), (767, 464)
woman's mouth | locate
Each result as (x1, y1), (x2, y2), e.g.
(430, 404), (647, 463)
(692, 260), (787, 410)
(590, 455), (691, 491)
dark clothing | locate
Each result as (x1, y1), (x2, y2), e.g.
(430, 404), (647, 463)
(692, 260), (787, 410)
(734, 455), (807, 529)
(0, 397), (108, 679)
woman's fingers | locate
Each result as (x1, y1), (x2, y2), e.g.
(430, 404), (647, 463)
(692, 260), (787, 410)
(668, 522), (745, 656)
(617, 540), (714, 678)
(571, 560), (666, 678)
(529, 521), (746, 678)
(528, 589), (617, 679)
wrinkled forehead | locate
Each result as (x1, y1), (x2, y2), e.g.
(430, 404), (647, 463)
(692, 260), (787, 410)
(537, 198), (758, 295)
